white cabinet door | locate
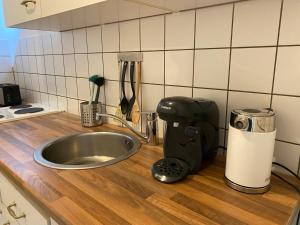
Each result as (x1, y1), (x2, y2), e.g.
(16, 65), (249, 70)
(0, 173), (48, 225)
(2, 0), (42, 26)
(40, 0), (107, 17)
(0, 202), (18, 225)
(0, 203), (6, 224)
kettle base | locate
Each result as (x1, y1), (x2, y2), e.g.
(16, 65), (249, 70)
(224, 176), (270, 194)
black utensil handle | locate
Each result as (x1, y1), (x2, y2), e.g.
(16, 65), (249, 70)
(126, 62), (136, 121)
(130, 62), (135, 97)
(121, 61), (128, 98)
(95, 86), (100, 104)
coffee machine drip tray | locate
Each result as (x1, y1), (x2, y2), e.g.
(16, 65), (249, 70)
(151, 158), (189, 183)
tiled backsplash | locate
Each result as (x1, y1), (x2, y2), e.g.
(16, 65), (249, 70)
(0, 56), (13, 83)
(13, 0), (300, 173)
(0, 39), (14, 83)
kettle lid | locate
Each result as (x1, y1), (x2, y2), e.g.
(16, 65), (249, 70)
(232, 108), (275, 117)
(230, 108), (276, 133)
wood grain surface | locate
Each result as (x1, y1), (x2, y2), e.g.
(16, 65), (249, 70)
(0, 112), (298, 225)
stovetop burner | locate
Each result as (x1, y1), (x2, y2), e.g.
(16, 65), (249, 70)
(0, 115), (4, 119)
(14, 107), (44, 115)
(10, 104), (33, 109)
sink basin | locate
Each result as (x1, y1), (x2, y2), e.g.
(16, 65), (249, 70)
(33, 132), (141, 169)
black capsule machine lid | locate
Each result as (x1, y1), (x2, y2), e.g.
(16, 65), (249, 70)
(151, 158), (190, 183)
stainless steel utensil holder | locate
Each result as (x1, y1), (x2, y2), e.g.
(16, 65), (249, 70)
(80, 101), (102, 127)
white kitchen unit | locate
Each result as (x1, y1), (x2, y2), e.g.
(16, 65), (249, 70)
(2, 0), (42, 27)
(2, 0), (246, 31)
(40, 0), (107, 17)
(0, 172), (59, 225)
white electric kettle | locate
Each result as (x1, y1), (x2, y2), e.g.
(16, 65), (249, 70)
(225, 108), (276, 194)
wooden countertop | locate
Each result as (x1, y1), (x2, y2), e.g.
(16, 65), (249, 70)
(0, 112), (299, 225)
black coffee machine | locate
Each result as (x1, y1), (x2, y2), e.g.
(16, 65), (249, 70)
(152, 96), (219, 183)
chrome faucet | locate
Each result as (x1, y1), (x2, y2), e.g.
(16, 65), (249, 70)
(96, 112), (159, 145)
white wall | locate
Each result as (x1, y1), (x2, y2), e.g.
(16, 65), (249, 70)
(13, 0), (300, 174)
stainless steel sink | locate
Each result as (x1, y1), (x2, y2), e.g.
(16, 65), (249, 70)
(33, 132), (141, 169)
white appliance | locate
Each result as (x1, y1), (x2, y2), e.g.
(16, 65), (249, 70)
(0, 103), (61, 124)
(225, 108), (276, 194)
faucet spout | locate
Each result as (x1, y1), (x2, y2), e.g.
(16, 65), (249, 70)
(96, 113), (159, 145)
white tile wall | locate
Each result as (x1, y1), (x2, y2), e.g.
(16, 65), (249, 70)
(274, 47), (300, 96)
(36, 56), (45, 74)
(103, 53), (118, 80)
(77, 78), (90, 101)
(51, 32), (63, 54)
(42, 32), (53, 54)
(230, 48), (275, 93)
(75, 54), (89, 77)
(194, 49), (229, 89)
(166, 11), (195, 50)
(66, 77), (78, 99)
(13, 0), (300, 174)
(102, 23), (119, 52)
(141, 16), (164, 51)
(87, 26), (102, 53)
(67, 98), (79, 115)
(272, 95), (300, 144)
(232, 0), (281, 47)
(141, 52), (164, 84)
(165, 86), (192, 98)
(53, 55), (64, 75)
(73, 28), (87, 53)
(88, 53), (103, 75)
(62, 31), (74, 54)
(279, 0), (300, 45)
(165, 50), (193, 86)
(44, 55), (54, 75)
(274, 141), (300, 174)
(56, 76), (67, 97)
(120, 20), (140, 52)
(63, 55), (76, 77)
(142, 84), (164, 111)
(196, 4), (233, 48)
(47, 75), (56, 95)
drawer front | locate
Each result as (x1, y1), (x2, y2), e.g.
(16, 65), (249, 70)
(0, 202), (18, 225)
(0, 173), (48, 225)
(0, 202), (7, 224)
(2, 0), (42, 26)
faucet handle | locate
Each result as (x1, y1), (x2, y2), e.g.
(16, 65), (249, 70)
(141, 111), (158, 121)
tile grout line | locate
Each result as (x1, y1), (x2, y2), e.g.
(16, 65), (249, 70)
(72, 30), (80, 114)
(60, 32), (68, 111)
(191, 9), (197, 98)
(17, 73), (300, 98)
(223, 3), (235, 150)
(270, 0), (284, 108)
(41, 34), (50, 108)
(100, 25), (107, 111)
(15, 43), (300, 57)
(139, 17), (143, 132)
(163, 14), (166, 98)
(85, 27), (92, 107)
(49, 33), (59, 109)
